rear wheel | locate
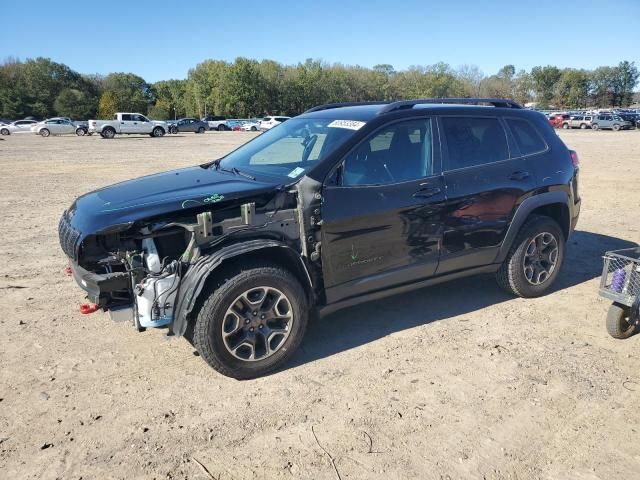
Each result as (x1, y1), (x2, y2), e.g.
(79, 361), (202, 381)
(152, 126), (165, 137)
(1, 128), (10, 135)
(580, 123), (587, 129)
(193, 262), (309, 379)
(251, 126), (257, 131)
(592, 123), (599, 131)
(606, 303), (636, 339)
(217, 124), (226, 131)
(75, 128), (86, 136)
(40, 128), (50, 137)
(613, 124), (621, 131)
(562, 122), (570, 129)
(198, 126), (205, 134)
(102, 127), (116, 139)
(497, 215), (565, 298)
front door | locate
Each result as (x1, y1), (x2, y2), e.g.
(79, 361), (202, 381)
(437, 115), (536, 274)
(321, 117), (446, 304)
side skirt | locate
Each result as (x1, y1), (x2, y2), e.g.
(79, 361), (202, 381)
(318, 264), (500, 317)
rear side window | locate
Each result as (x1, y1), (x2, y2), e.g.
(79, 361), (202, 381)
(506, 118), (547, 156)
(442, 117), (509, 170)
(121, 114), (133, 121)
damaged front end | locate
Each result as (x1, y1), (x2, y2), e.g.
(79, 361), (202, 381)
(59, 175), (323, 335)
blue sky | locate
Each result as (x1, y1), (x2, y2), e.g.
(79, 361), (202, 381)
(2, 0), (638, 82)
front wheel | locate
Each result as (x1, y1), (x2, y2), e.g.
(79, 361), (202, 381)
(496, 215), (565, 298)
(76, 128), (86, 136)
(592, 123), (599, 131)
(40, 128), (50, 137)
(562, 123), (570, 129)
(0, 128), (9, 135)
(613, 124), (621, 131)
(198, 126), (205, 134)
(193, 263), (309, 379)
(251, 126), (257, 131)
(606, 303), (636, 339)
(152, 127), (165, 137)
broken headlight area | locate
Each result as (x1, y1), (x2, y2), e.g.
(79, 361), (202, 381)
(70, 198), (301, 330)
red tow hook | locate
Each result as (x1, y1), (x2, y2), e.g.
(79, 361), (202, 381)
(79, 303), (99, 315)
(64, 266), (72, 276)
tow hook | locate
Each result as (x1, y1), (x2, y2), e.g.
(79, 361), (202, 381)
(64, 266), (72, 276)
(79, 303), (99, 314)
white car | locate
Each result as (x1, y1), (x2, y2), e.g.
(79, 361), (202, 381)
(0, 119), (38, 135)
(240, 120), (261, 131)
(32, 118), (82, 137)
(259, 116), (290, 131)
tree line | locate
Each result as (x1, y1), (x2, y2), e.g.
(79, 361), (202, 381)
(0, 56), (638, 120)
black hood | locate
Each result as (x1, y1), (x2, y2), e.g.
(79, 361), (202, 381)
(66, 165), (280, 235)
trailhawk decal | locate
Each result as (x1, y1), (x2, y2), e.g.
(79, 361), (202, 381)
(327, 120), (366, 130)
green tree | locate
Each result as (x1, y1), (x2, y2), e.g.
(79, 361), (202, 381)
(97, 91), (119, 118)
(102, 72), (153, 113)
(531, 66), (562, 107)
(54, 88), (97, 118)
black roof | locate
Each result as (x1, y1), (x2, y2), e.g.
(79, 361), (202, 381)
(299, 98), (524, 122)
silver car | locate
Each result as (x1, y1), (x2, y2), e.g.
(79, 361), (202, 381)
(561, 115), (593, 129)
(32, 118), (80, 137)
(0, 119), (38, 135)
(591, 114), (634, 131)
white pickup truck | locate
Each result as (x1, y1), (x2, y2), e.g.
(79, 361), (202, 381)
(88, 113), (167, 138)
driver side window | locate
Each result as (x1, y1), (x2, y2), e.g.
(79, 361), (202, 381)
(342, 118), (432, 186)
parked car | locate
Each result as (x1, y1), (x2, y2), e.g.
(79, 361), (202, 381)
(240, 120), (261, 131)
(172, 118), (208, 134)
(259, 116), (290, 131)
(88, 113), (167, 138)
(548, 114), (570, 128)
(59, 97), (580, 379)
(561, 115), (593, 129)
(591, 114), (634, 131)
(0, 119), (38, 135)
(32, 118), (83, 137)
(617, 113), (638, 128)
(202, 115), (228, 131)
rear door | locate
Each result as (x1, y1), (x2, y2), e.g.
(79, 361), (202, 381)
(437, 115), (536, 274)
(119, 114), (136, 133)
(321, 117), (446, 304)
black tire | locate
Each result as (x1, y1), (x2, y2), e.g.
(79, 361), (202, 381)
(197, 126), (205, 134)
(0, 128), (10, 135)
(606, 303), (636, 339)
(40, 128), (50, 137)
(75, 128), (86, 136)
(496, 215), (565, 298)
(102, 127), (116, 139)
(251, 126), (257, 131)
(152, 126), (165, 137)
(613, 124), (620, 131)
(217, 124), (226, 131)
(580, 123), (587, 129)
(592, 123), (599, 131)
(193, 262), (309, 379)
(562, 123), (570, 129)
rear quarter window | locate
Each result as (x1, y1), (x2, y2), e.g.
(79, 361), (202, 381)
(505, 118), (547, 156)
(441, 116), (509, 170)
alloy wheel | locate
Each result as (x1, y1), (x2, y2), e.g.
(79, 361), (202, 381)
(221, 286), (293, 361)
(522, 232), (559, 285)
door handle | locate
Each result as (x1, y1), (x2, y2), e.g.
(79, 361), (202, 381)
(509, 171), (530, 181)
(414, 186), (442, 198)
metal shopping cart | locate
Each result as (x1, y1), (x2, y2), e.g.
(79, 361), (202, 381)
(599, 248), (640, 339)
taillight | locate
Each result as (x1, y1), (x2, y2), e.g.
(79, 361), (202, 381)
(570, 150), (579, 167)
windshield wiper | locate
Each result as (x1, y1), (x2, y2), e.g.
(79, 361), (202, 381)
(208, 158), (255, 180)
(231, 167), (256, 181)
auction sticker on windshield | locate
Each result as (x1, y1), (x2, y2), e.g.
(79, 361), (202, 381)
(287, 167), (305, 178)
(327, 120), (366, 130)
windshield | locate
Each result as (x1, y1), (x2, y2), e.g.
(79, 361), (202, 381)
(217, 118), (360, 180)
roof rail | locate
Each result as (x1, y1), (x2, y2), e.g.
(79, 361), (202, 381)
(378, 98), (523, 115)
(304, 101), (390, 114)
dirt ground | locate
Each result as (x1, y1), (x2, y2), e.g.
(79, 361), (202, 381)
(1, 128), (639, 480)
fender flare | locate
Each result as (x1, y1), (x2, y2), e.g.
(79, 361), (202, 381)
(494, 191), (570, 264)
(170, 239), (311, 337)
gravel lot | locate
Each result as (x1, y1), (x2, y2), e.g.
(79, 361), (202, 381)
(1, 129), (639, 479)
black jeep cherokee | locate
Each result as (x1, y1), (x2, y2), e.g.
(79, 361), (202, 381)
(59, 98), (580, 379)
